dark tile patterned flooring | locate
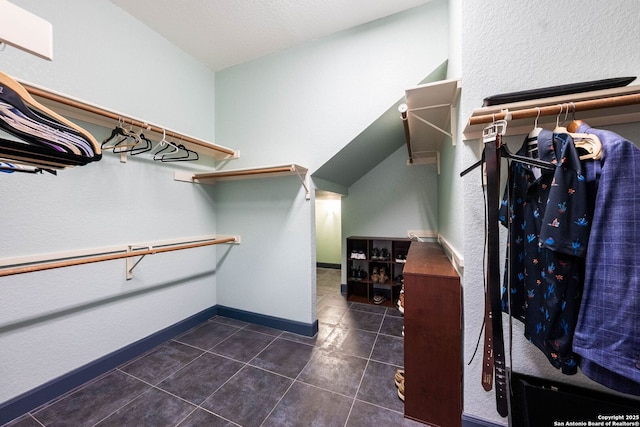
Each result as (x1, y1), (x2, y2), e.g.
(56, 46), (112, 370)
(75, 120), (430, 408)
(4, 268), (424, 427)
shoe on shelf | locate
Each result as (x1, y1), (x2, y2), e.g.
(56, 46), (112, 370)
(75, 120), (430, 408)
(398, 378), (405, 402)
(394, 369), (405, 388)
(371, 267), (379, 284)
(397, 289), (405, 313)
(373, 293), (386, 305)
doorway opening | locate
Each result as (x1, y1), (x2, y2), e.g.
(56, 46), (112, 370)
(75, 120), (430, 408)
(315, 190), (343, 300)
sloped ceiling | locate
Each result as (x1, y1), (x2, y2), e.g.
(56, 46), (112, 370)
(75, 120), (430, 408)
(110, 0), (434, 71)
(312, 61), (448, 191)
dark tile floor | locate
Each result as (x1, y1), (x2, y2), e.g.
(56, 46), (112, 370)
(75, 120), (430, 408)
(4, 268), (424, 427)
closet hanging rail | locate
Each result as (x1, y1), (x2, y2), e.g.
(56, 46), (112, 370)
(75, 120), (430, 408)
(0, 236), (239, 279)
(191, 164), (307, 180)
(464, 85), (640, 140)
(469, 92), (640, 125)
(17, 80), (238, 160)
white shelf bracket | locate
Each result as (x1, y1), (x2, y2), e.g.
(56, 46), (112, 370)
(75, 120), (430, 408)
(126, 245), (153, 280)
(409, 103), (454, 139)
(295, 169), (310, 200)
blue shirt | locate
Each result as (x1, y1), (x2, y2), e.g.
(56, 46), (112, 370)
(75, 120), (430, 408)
(572, 123), (640, 395)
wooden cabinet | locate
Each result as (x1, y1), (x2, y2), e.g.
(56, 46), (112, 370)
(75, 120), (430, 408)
(403, 241), (462, 427)
(345, 236), (410, 307)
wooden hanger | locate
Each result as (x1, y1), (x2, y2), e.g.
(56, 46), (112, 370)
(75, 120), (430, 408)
(567, 119), (583, 133)
(0, 71), (101, 157)
(554, 105), (602, 161)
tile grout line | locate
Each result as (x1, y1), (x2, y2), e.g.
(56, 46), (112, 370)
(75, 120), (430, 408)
(116, 369), (243, 427)
(343, 306), (389, 427)
(88, 382), (158, 427)
(16, 269), (410, 427)
(257, 343), (320, 427)
(172, 332), (284, 426)
(109, 335), (254, 427)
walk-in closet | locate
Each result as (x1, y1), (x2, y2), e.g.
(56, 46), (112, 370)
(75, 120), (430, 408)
(1, 1), (640, 426)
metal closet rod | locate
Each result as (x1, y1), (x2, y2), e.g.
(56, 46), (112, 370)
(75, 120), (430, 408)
(468, 92), (640, 126)
(20, 82), (236, 157)
(0, 236), (238, 278)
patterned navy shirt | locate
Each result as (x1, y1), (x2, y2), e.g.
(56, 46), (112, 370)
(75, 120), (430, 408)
(500, 130), (591, 374)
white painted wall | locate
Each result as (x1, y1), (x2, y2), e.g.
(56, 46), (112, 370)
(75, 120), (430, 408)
(214, 1), (449, 324)
(454, 1), (640, 424)
(0, 0), (218, 404)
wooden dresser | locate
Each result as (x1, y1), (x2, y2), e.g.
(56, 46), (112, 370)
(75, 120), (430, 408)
(403, 242), (462, 427)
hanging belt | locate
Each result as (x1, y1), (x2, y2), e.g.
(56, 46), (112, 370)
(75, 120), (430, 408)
(484, 133), (509, 417)
(482, 278), (494, 391)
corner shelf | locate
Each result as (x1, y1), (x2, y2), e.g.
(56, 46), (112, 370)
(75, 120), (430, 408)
(174, 164), (310, 199)
(401, 78), (461, 171)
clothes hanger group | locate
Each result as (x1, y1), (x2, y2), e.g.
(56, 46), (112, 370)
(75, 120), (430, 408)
(0, 71), (101, 171)
(526, 103), (602, 161)
(553, 103), (602, 161)
(459, 117), (555, 178)
(461, 103), (603, 179)
(0, 71), (201, 175)
(101, 125), (199, 162)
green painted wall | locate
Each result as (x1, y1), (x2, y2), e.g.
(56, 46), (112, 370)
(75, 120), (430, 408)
(315, 198), (342, 265)
(214, 1), (450, 323)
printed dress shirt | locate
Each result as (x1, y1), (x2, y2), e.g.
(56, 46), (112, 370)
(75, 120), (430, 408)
(500, 130), (590, 374)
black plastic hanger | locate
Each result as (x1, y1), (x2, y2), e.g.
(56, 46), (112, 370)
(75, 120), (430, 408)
(158, 144), (199, 162)
(128, 133), (154, 156)
(102, 123), (141, 152)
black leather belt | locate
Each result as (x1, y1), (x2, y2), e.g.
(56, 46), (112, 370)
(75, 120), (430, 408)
(484, 133), (509, 417)
(482, 280), (494, 392)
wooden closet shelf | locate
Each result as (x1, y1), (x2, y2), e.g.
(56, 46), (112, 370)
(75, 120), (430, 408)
(174, 164), (310, 199)
(463, 84), (640, 140)
(18, 79), (238, 160)
(192, 164), (307, 181)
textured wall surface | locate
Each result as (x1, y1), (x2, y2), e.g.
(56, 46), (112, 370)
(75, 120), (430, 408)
(0, 0), (219, 404)
(457, 1), (640, 423)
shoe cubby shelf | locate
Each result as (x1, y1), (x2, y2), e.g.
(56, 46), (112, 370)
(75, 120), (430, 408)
(346, 236), (410, 307)
(174, 164), (310, 199)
